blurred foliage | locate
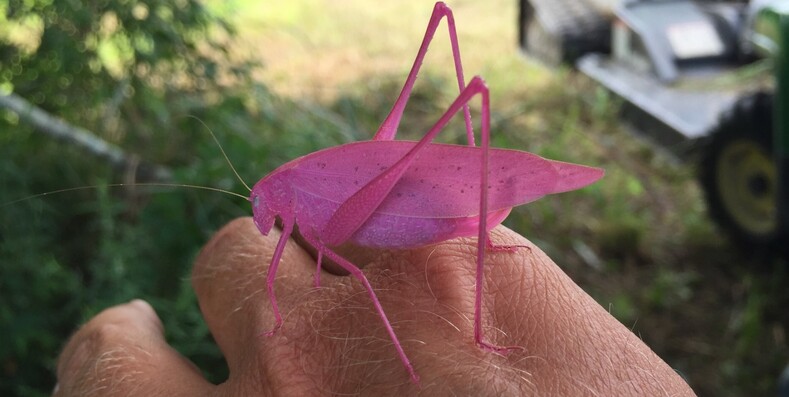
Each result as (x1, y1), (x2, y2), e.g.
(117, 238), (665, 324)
(0, 0), (348, 395)
(0, 0), (238, 394)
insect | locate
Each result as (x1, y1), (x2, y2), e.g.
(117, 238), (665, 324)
(248, 1), (603, 385)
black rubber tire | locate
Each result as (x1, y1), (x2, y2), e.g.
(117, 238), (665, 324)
(518, 0), (610, 67)
(699, 92), (783, 252)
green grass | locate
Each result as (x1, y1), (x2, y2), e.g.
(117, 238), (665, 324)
(2, 0), (788, 396)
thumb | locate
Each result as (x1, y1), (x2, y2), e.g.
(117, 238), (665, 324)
(55, 300), (214, 397)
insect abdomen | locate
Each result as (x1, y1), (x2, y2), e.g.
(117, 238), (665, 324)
(296, 191), (510, 249)
(349, 208), (512, 249)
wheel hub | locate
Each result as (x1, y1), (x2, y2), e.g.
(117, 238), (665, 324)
(716, 139), (777, 236)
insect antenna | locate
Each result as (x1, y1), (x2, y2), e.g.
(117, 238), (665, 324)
(1, 183), (249, 208)
(187, 115), (252, 192)
(4, 118), (252, 207)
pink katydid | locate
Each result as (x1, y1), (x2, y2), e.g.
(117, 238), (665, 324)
(249, 1), (604, 385)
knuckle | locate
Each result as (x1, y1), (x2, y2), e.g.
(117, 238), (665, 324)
(58, 323), (145, 396)
(192, 217), (258, 284)
(87, 322), (127, 348)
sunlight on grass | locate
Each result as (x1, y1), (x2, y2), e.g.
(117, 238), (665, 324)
(211, 0), (551, 102)
(0, 4), (43, 55)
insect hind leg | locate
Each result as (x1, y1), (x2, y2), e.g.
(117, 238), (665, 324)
(374, 1), (474, 145)
(323, 76), (495, 247)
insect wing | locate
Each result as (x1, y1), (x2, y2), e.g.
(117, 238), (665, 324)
(289, 141), (602, 219)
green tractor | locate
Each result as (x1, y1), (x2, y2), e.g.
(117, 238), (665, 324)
(519, 0), (789, 254)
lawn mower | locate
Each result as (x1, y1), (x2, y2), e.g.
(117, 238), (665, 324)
(519, 0), (789, 254)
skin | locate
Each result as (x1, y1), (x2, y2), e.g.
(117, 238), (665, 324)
(54, 217), (696, 396)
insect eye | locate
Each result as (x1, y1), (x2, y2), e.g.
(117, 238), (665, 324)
(253, 195), (260, 208)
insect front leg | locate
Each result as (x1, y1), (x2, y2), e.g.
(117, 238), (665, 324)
(300, 233), (420, 385)
(374, 1), (474, 145)
(313, 250), (323, 288)
(261, 218), (295, 337)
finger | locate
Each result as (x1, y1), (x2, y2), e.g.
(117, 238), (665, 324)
(55, 300), (212, 397)
(484, 228), (692, 395)
(191, 217), (324, 374)
(385, 225), (692, 395)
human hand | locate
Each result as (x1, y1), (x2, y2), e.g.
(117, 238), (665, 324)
(54, 217), (695, 396)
